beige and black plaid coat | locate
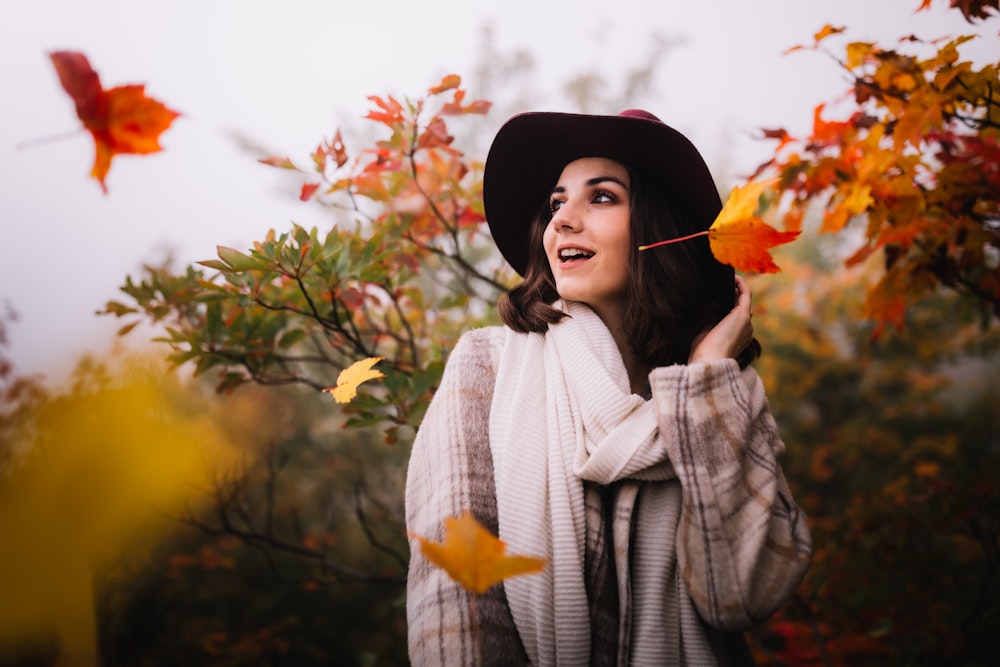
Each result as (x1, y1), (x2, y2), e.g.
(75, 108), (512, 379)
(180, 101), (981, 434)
(406, 327), (811, 666)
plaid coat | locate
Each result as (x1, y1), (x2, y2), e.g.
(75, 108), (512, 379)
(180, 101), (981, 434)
(406, 327), (811, 665)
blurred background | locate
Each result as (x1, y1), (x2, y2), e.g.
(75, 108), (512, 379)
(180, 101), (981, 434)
(1, 1), (998, 665)
(2, 0), (993, 378)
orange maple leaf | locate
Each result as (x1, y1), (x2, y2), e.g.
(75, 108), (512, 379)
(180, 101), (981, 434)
(639, 179), (800, 273)
(49, 51), (180, 193)
(428, 73), (461, 95)
(411, 512), (546, 594)
(323, 357), (384, 404)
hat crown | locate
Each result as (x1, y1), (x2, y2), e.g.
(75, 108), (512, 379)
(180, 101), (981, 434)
(618, 108), (661, 123)
(483, 109), (721, 275)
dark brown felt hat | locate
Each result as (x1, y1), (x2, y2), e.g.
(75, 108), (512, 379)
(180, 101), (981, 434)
(483, 109), (723, 276)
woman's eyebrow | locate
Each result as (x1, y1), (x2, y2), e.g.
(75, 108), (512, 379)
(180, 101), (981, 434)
(550, 175), (630, 195)
(587, 175), (629, 189)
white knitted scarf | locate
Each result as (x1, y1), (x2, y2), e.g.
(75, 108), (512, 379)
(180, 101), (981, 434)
(489, 301), (681, 665)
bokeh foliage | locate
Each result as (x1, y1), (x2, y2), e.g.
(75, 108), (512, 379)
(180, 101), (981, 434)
(2, 2), (997, 664)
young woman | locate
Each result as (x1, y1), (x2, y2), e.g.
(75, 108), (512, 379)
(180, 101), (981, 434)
(405, 109), (812, 666)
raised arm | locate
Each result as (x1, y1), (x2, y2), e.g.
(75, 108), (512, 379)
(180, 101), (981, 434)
(650, 359), (812, 631)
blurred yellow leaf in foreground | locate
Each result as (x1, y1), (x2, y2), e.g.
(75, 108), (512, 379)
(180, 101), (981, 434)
(0, 364), (238, 666)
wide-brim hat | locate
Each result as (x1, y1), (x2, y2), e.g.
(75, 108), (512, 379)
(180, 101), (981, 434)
(483, 109), (722, 276)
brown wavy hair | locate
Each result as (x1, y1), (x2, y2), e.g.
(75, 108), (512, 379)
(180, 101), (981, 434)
(498, 163), (761, 368)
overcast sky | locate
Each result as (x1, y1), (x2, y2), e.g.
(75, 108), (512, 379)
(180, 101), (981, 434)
(2, 0), (996, 382)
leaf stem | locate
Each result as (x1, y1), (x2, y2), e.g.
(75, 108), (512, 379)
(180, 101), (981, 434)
(638, 230), (709, 251)
(14, 129), (84, 151)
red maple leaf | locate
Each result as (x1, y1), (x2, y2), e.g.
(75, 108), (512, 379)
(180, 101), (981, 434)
(639, 179), (800, 274)
(49, 51), (180, 192)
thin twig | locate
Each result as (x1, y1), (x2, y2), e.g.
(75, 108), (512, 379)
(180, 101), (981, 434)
(352, 481), (409, 569)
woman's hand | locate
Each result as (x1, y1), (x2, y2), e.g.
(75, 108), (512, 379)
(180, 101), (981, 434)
(688, 275), (754, 364)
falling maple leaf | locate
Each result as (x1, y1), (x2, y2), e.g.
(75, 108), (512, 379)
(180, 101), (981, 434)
(411, 512), (546, 594)
(324, 357), (384, 403)
(639, 178), (800, 273)
(49, 50), (180, 193)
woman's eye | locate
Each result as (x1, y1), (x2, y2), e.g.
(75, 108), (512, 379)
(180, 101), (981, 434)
(549, 198), (564, 213)
(593, 190), (614, 204)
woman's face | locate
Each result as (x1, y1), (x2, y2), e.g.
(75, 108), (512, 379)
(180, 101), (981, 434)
(543, 157), (632, 327)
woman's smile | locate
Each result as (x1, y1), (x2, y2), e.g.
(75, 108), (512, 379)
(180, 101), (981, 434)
(543, 156), (632, 326)
(556, 244), (596, 265)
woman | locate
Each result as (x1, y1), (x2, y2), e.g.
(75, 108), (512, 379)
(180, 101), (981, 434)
(405, 109), (812, 665)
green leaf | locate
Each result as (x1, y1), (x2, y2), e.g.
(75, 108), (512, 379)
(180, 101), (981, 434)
(217, 246), (265, 271)
(216, 372), (249, 393)
(191, 291), (230, 303)
(100, 300), (139, 317)
(162, 327), (187, 343)
(116, 321), (140, 336)
(167, 348), (201, 365)
(278, 329), (308, 348)
(406, 396), (432, 426)
(412, 361), (444, 396)
(198, 259), (232, 272)
(382, 369), (409, 397)
(259, 156), (297, 169)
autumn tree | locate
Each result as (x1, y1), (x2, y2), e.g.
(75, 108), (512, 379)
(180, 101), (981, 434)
(740, 1), (1000, 662)
(101, 77), (507, 589)
(755, 0), (999, 333)
(738, 233), (1000, 665)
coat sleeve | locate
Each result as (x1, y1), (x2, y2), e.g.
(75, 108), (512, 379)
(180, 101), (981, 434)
(649, 359), (812, 631)
(405, 329), (529, 666)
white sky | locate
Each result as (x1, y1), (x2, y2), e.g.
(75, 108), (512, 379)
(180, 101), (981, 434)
(1, 0), (996, 381)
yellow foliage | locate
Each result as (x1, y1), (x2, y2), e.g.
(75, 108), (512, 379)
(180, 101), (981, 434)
(846, 41), (874, 68)
(842, 183), (874, 216)
(0, 365), (239, 665)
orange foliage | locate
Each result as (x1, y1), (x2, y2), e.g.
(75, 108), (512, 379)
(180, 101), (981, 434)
(640, 178), (800, 273)
(756, 12), (1000, 330)
(49, 51), (179, 193)
(707, 180), (801, 273)
(746, 230), (1000, 664)
(918, 0), (999, 20)
(411, 512), (546, 595)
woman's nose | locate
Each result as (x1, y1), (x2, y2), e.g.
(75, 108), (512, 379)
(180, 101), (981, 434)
(552, 202), (583, 231)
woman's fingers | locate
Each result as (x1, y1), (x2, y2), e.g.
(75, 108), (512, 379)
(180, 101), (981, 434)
(735, 274), (752, 313)
(688, 276), (754, 363)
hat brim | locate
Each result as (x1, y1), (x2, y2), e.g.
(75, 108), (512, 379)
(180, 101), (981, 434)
(483, 111), (722, 276)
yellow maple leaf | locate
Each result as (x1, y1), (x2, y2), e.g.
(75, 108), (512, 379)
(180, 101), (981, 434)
(411, 512), (547, 595)
(639, 178), (800, 273)
(843, 183), (874, 216)
(324, 357), (384, 404)
(706, 179), (800, 273)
